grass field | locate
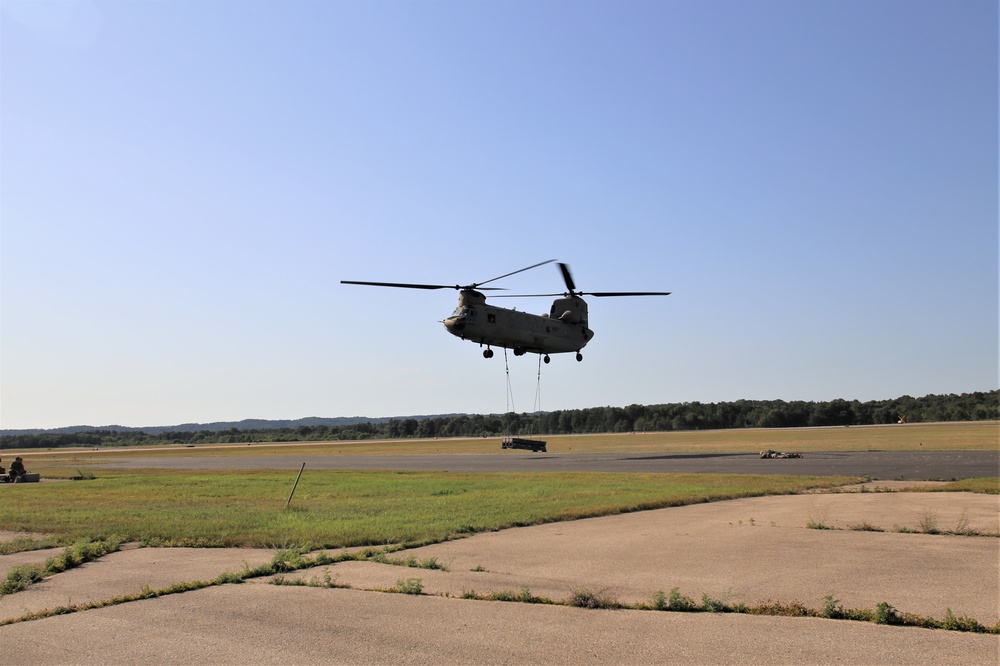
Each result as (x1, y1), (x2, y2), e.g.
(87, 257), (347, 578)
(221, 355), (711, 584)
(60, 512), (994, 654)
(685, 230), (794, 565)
(0, 470), (860, 549)
(2, 422), (993, 551)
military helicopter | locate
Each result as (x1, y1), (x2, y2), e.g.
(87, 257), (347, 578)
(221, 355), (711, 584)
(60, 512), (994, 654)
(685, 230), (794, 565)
(342, 260), (670, 363)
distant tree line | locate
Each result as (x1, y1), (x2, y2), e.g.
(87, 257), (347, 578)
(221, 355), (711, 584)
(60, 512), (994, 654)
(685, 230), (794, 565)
(2, 390), (995, 450)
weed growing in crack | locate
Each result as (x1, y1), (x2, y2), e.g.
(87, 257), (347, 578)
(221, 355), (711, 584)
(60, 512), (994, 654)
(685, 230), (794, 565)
(272, 571), (343, 589)
(806, 518), (833, 530)
(822, 595), (844, 619)
(497, 585), (1000, 635)
(942, 608), (986, 632)
(461, 588), (553, 604)
(485, 589), (516, 601)
(1, 538), (123, 597)
(1, 565), (45, 596)
(749, 600), (812, 617)
(0, 536), (65, 556)
(874, 601), (900, 625)
(213, 570), (245, 585)
(569, 588), (619, 609)
(639, 587), (1000, 633)
(700, 594), (726, 613)
(47, 538), (122, 575)
(405, 555), (446, 570)
(668, 587), (697, 611)
(918, 511), (940, 534)
(512, 585), (533, 602)
(953, 511), (972, 535)
(366, 550), (446, 571)
(395, 578), (423, 595)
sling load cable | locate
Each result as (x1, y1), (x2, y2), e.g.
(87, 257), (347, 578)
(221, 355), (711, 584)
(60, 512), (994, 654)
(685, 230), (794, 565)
(525, 353), (543, 442)
(504, 347), (515, 415)
(533, 354), (543, 414)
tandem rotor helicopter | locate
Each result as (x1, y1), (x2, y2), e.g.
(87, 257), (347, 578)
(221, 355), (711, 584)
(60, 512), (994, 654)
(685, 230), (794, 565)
(342, 260), (670, 363)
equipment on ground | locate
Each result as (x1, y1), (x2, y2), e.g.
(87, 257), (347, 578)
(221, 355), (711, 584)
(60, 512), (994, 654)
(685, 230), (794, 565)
(759, 450), (802, 459)
(342, 261), (670, 362)
(0, 473), (39, 483)
(501, 437), (547, 452)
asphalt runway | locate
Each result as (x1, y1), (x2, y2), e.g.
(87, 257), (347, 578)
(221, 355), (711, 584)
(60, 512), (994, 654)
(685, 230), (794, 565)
(100, 449), (998, 479)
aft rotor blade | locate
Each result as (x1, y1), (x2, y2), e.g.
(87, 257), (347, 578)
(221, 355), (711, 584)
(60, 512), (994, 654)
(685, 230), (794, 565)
(341, 280), (505, 291)
(585, 291), (672, 297)
(558, 263), (577, 293)
(494, 291), (672, 298)
(475, 259), (556, 288)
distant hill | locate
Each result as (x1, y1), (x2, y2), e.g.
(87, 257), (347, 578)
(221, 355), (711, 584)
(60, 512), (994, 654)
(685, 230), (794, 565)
(0, 414), (463, 437)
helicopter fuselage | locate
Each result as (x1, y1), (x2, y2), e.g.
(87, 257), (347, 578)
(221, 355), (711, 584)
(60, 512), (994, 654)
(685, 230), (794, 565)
(443, 289), (594, 358)
(341, 260), (668, 363)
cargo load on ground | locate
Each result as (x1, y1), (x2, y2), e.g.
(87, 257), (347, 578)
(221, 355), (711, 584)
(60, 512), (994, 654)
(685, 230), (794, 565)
(501, 437), (547, 452)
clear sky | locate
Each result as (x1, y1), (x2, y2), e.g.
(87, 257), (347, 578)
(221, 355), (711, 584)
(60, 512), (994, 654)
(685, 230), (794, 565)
(1, 0), (996, 430)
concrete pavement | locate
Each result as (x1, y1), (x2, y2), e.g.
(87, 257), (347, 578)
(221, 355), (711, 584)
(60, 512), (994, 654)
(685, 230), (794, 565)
(3, 585), (998, 665)
(1, 489), (997, 664)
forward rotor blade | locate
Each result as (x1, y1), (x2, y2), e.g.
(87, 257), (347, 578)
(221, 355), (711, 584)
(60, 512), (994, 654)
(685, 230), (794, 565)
(340, 280), (505, 291)
(558, 263), (577, 293)
(341, 280), (452, 290)
(475, 259), (556, 288)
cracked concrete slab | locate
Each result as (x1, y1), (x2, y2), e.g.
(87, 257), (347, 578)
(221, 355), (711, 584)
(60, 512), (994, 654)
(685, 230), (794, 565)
(2, 584), (997, 665)
(0, 548), (67, 581)
(1, 492), (997, 664)
(313, 492), (998, 622)
(0, 547), (275, 622)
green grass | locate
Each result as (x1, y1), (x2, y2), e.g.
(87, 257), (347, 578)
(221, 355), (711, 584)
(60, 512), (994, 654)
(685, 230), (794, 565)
(0, 469), (856, 548)
(0, 535), (66, 555)
(932, 478), (999, 494)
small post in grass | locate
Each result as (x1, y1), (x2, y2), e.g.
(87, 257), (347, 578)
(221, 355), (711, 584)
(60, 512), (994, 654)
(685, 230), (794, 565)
(286, 463), (306, 508)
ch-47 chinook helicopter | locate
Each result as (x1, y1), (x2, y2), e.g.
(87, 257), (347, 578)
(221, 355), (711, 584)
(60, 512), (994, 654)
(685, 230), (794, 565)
(342, 260), (670, 363)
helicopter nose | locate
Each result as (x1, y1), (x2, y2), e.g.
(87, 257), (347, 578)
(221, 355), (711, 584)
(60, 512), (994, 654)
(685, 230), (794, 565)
(444, 316), (466, 333)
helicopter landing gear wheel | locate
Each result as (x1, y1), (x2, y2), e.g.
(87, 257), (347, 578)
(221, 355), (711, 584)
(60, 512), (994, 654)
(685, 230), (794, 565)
(483, 349), (494, 359)
(576, 352), (583, 362)
(543, 355), (550, 364)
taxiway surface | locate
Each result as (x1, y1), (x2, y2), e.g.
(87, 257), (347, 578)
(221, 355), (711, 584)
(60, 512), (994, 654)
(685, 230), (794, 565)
(95, 449), (998, 479)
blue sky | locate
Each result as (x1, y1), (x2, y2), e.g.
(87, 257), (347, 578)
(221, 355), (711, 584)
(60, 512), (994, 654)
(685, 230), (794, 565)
(2, 0), (996, 430)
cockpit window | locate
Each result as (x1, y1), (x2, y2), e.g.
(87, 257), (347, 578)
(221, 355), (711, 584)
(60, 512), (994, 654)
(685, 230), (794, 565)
(452, 306), (471, 317)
